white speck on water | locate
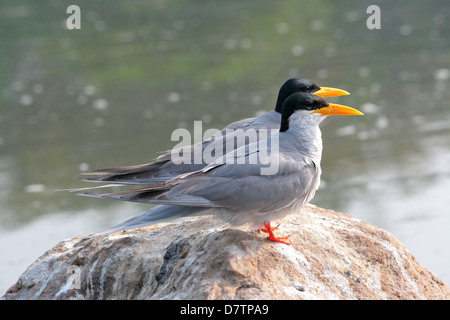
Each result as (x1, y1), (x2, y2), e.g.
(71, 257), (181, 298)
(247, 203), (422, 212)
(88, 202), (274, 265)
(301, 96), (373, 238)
(79, 163), (90, 172)
(116, 32), (135, 43)
(317, 69), (328, 79)
(25, 184), (46, 193)
(202, 114), (212, 124)
(358, 67), (370, 77)
(32, 84), (44, 94)
(276, 22), (289, 34)
(288, 67), (300, 77)
(94, 20), (106, 31)
(20, 95), (33, 106)
(224, 38), (238, 50)
(93, 98), (109, 111)
(324, 46), (336, 58)
(370, 83), (381, 95)
(94, 117), (105, 127)
(291, 45), (304, 56)
(411, 115), (425, 125)
(167, 92), (180, 103)
(435, 68), (450, 81)
(360, 103), (379, 114)
(310, 20), (325, 31)
(78, 95), (87, 105)
(375, 116), (389, 130)
(143, 109), (154, 119)
(84, 85), (97, 96)
(399, 25), (412, 36)
(251, 93), (263, 106)
(356, 130), (379, 140)
(344, 10), (361, 22)
(336, 125), (356, 136)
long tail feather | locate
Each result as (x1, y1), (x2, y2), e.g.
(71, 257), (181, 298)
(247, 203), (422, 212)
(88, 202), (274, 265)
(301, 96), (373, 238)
(79, 162), (207, 186)
(74, 186), (168, 204)
(54, 184), (124, 192)
(81, 159), (168, 176)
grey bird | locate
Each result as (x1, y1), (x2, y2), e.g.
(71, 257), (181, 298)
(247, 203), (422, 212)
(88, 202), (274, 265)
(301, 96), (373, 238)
(78, 92), (362, 244)
(80, 79), (349, 187)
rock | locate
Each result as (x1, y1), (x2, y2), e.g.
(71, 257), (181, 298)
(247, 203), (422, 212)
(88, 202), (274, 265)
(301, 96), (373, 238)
(2, 205), (449, 300)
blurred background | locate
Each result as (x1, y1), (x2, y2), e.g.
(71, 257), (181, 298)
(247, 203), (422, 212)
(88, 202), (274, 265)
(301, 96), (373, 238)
(1, 0), (449, 294)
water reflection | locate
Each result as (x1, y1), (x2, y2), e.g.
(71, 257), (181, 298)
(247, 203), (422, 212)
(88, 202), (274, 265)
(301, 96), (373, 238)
(1, 0), (449, 293)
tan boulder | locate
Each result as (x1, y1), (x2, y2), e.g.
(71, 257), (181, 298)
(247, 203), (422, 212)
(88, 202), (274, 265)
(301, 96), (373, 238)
(3, 205), (449, 300)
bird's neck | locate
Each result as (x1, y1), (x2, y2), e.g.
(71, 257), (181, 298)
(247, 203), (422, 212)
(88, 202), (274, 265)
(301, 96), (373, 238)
(292, 127), (323, 162)
(284, 114), (324, 163)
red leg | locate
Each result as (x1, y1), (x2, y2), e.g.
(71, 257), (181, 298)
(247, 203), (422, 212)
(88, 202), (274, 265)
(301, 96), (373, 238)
(258, 224), (279, 233)
(263, 221), (290, 245)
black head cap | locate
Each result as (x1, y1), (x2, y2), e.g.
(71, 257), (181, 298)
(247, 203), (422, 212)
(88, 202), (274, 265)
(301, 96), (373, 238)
(279, 92), (329, 132)
(275, 78), (321, 113)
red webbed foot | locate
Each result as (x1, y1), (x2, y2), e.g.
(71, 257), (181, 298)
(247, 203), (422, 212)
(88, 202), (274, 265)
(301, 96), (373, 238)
(262, 221), (290, 245)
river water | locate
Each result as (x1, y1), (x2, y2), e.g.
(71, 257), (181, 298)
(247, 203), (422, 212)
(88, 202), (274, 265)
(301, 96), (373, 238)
(1, 0), (449, 294)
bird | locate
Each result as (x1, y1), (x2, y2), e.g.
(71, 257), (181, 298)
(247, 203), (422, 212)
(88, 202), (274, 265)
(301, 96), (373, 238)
(77, 92), (363, 245)
(79, 78), (349, 187)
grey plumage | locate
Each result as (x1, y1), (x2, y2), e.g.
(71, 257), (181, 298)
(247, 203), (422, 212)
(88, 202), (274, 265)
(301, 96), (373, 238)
(82, 139), (321, 229)
(78, 92), (331, 233)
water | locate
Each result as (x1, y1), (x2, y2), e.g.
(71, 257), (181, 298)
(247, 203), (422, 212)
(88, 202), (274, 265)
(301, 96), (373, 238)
(1, 0), (449, 294)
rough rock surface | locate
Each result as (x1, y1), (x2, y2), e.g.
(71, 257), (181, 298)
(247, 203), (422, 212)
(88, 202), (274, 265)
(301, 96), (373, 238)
(3, 204), (449, 300)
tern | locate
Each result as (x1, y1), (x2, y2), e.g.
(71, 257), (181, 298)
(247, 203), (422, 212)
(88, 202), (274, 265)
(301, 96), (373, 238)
(78, 92), (362, 244)
(80, 79), (349, 187)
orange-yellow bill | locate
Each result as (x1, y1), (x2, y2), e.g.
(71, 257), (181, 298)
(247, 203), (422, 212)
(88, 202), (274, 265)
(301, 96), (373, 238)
(314, 87), (350, 98)
(313, 103), (364, 116)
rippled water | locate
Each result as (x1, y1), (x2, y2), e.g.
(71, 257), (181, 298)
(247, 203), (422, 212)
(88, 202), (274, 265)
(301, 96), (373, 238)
(1, 0), (449, 294)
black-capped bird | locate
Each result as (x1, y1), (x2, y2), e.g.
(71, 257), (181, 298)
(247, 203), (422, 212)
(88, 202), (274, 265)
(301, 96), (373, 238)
(78, 92), (362, 245)
(80, 78), (349, 186)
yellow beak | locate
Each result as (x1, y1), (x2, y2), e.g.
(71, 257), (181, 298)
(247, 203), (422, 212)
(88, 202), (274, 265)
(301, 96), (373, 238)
(314, 87), (350, 98)
(312, 103), (364, 116)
